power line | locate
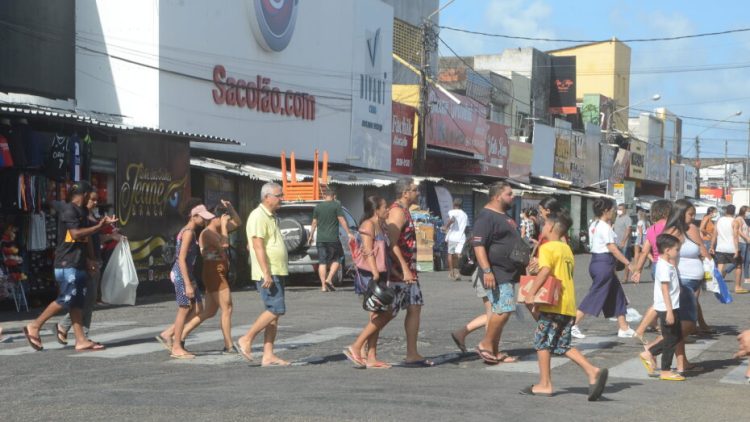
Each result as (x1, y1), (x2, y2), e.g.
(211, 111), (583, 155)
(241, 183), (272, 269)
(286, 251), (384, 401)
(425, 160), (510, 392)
(438, 25), (750, 43)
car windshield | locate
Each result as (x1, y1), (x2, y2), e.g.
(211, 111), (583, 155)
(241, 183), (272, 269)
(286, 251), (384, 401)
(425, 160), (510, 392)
(277, 207), (314, 225)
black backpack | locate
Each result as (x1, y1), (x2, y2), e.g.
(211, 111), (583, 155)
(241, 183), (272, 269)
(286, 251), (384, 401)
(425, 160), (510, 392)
(458, 241), (477, 276)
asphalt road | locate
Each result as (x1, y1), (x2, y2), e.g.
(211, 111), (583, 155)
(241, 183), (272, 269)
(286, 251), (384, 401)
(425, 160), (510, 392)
(1, 254), (749, 422)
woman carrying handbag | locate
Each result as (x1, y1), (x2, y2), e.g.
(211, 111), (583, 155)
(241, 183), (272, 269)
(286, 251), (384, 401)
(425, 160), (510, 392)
(343, 195), (393, 369)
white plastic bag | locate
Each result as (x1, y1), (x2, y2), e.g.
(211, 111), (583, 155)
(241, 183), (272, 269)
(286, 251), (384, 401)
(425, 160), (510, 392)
(704, 259), (720, 293)
(101, 238), (139, 305)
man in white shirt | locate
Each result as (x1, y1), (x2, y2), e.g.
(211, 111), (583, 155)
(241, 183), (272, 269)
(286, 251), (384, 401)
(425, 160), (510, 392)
(443, 198), (468, 280)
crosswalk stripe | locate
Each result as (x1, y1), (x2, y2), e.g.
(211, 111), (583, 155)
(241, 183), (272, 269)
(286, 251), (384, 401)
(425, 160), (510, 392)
(0, 326), (164, 356)
(485, 336), (619, 373)
(169, 326), (361, 365)
(71, 324), (252, 359)
(719, 361), (749, 385)
(609, 339), (717, 380)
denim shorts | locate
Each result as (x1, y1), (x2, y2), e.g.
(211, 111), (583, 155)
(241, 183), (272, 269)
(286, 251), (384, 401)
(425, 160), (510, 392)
(534, 312), (574, 355)
(54, 268), (88, 310)
(485, 282), (515, 314)
(678, 278), (701, 322)
(317, 241), (343, 265)
(256, 276), (286, 315)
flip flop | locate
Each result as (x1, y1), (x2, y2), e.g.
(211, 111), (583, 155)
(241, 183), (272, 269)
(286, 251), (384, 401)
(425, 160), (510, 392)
(75, 342), (106, 352)
(155, 335), (172, 352)
(170, 353), (196, 360)
(23, 326), (43, 351)
(401, 358), (435, 368)
(495, 353), (519, 363)
(735, 288), (749, 294)
(519, 385), (553, 397)
(588, 368), (608, 401)
(325, 282), (336, 292)
(659, 373), (685, 381)
(639, 355), (656, 376)
(451, 332), (467, 353)
(475, 346), (498, 364)
(55, 323), (69, 346)
(262, 359), (291, 367)
(366, 361), (392, 369)
(234, 340), (253, 362)
(343, 347), (366, 368)
(677, 365), (704, 376)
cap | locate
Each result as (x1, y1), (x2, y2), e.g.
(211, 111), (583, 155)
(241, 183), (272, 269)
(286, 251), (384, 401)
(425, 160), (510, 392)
(190, 205), (216, 220)
(70, 181), (93, 196)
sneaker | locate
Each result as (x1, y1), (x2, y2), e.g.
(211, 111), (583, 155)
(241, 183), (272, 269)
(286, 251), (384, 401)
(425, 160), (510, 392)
(571, 325), (586, 339)
(618, 328), (636, 338)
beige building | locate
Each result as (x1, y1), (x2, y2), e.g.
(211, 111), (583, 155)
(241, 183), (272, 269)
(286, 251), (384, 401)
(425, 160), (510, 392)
(548, 39), (631, 130)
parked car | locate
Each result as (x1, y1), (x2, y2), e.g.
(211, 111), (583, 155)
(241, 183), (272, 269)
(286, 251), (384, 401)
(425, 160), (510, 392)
(276, 201), (359, 284)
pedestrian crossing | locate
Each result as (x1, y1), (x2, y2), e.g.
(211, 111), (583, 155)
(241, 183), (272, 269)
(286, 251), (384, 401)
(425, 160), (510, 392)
(1, 321), (748, 384)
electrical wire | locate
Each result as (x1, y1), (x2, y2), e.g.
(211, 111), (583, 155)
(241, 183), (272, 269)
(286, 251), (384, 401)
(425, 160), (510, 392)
(438, 25), (750, 43)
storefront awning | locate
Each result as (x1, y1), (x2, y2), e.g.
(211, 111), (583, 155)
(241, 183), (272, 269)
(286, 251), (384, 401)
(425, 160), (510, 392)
(0, 104), (242, 145)
(191, 157), (298, 182)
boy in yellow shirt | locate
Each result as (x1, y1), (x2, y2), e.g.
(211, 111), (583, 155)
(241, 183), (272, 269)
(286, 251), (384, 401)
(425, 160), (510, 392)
(521, 212), (609, 401)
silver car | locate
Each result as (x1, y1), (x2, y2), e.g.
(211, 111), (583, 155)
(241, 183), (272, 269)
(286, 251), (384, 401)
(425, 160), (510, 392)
(277, 201), (358, 284)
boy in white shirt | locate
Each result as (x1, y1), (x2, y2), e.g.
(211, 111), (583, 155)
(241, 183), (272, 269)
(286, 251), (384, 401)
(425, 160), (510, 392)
(639, 234), (685, 381)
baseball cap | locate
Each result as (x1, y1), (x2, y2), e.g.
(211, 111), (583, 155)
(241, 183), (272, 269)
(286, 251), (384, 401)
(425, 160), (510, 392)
(70, 181), (93, 196)
(190, 204), (216, 220)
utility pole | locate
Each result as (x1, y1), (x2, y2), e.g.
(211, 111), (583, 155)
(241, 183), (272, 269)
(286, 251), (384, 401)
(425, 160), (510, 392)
(695, 136), (700, 198)
(414, 20), (436, 176)
(725, 140), (729, 200)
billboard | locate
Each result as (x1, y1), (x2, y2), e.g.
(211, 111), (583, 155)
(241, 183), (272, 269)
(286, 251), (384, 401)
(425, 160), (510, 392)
(684, 164), (696, 198)
(391, 102), (415, 174)
(426, 86), (489, 156)
(671, 165), (685, 200)
(645, 142), (671, 184)
(629, 140), (646, 180)
(425, 119), (511, 178)
(531, 123), (555, 178)
(76, 0), (394, 171)
(600, 144), (617, 183)
(508, 141), (533, 179)
(117, 136), (191, 281)
(553, 119), (572, 182)
(549, 56), (577, 114)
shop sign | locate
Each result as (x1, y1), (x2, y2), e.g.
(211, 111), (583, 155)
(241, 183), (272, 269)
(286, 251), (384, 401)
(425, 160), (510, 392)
(508, 141), (533, 179)
(391, 102), (415, 174)
(610, 149), (630, 184)
(629, 140), (646, 180)
(549, 56), (577, 114)
(117, 136), (190, 281)
(684, 165), (696, 197)
(553, 119), (572, 182)
(426, 86), (488, 157)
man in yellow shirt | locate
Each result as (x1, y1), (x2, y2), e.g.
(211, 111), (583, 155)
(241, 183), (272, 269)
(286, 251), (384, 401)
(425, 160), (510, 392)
(521, 212), (608, 401)
(235, 182), (290, 366)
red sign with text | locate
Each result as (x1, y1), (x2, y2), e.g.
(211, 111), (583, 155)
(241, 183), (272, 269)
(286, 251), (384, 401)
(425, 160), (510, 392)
(426, 87), (488, 156)
(391, 102), (416, 174)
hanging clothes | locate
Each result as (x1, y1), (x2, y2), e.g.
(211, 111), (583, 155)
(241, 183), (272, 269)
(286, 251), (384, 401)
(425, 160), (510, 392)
(29, 212), (48, 251)
(69, 134), (81, 182)
(45, 134), (69, 181)
(0, 134), (14, 168)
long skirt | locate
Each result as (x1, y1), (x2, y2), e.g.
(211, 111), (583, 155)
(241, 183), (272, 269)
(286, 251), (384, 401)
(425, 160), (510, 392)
(578, 253), (627, 319)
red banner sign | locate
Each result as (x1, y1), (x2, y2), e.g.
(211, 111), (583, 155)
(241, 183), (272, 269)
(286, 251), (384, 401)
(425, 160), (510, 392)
(391, 102), (416, 174)
(426, 87), (488, 156)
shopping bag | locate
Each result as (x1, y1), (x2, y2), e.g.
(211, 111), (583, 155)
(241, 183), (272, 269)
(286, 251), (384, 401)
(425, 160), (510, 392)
(713, 268), (733, 304)
(101, 238), (139, 305)
(704, 259), (720, 293)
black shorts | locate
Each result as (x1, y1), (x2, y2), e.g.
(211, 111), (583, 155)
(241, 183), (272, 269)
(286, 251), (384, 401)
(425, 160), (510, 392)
(317, 241), (344, 265)
(715, 252), (739, 265)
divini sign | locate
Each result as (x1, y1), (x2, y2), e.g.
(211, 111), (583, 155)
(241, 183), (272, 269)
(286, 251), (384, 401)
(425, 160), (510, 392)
(117, 137), (190, 279)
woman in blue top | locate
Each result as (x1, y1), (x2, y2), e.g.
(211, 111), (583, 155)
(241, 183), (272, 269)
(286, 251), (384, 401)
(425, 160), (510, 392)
(156, 203), (215, 359)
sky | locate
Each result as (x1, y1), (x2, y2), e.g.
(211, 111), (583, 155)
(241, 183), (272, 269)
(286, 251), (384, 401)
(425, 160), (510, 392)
(439, 0), (750, 159)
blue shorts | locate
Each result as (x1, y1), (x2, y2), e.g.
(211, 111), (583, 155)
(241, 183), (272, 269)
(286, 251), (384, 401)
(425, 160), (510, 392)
(534, 312), (575, 355)
(678, 278), (701, 322)
(256, 276), (286, 315)
(54, 268), (88, 310)
(317, 241), (343, 266)
(485, 282), (515, 314)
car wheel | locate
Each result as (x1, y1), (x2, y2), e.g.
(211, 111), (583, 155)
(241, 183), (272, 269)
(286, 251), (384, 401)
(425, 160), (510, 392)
(279, 218), (308, 253)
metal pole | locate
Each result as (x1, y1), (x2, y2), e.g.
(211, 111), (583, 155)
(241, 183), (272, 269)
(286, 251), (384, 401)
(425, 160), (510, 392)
(695, 136), (700, 198)
(746, 119), (750, 188)
(725, 140), (729, 200)
(415, 21), (431, 176)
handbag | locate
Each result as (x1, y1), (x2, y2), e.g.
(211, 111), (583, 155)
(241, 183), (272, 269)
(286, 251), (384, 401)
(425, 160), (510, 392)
(458, 241), (477, 276)
(517, 274), (561, 305)
(350, 232), (387, 273)
(509, 238), (532, 268)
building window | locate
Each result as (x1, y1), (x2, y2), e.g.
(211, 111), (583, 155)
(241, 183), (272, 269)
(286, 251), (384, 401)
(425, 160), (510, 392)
(393, 18), (422, 65)
(516, 112), (529, 137)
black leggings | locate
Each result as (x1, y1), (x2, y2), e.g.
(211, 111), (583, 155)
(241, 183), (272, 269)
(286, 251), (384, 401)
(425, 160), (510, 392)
(649, 311), (683, 371)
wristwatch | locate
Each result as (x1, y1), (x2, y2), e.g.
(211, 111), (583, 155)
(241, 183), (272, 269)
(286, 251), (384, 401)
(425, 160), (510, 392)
(482, 267), (492, 274)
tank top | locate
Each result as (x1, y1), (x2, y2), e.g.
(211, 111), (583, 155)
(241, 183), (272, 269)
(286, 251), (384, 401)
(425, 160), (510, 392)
(171, 227), (199, 281)
(646, 220), (666, 260)
(716, 216), (736, 253)
(701, 217), (715, 241)
(678, 236), (703, 280)
(738, 217), (749, 244)
(388, 202), (417, 282)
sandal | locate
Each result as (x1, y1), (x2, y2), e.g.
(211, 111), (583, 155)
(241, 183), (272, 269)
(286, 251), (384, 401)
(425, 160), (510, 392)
(475, 346), (498, 364)
(366, 361), (392, 369)
(155, 335), (173, 352)
(75, 342), (106, 352)
(56, 323), (69, 346)
(23, 326), (43, 351)
(343, 346), (366, 368)
(170, 352), (196, 360)
(495, 352), (519, 363)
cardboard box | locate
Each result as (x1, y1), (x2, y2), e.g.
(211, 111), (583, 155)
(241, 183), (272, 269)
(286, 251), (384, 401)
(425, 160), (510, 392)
(516, 275), (561, 305)
(416, 260), (434, 272)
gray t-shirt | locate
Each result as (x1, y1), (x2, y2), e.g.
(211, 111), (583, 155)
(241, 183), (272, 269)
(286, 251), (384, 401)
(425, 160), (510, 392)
(613, 215), (632, 247)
